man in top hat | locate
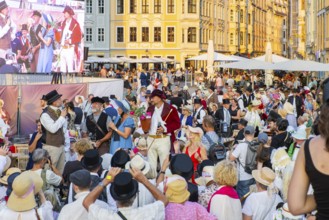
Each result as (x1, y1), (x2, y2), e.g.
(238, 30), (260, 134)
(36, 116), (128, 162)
(81, 97), (112, 155)
(40, 90), (67, 173)
(287, 88), (303, 118)
(207, 85), (219, 106)
(59, 6), (82, 73)
(214, 98), (231, 127)
(58, 169), (109, 220)
(193, 98), (206, 129)
(83, 168), (168, 220)
(146, 89), (180, 178)
(0, 0), (16, 58)
(29, 10), (45, 72)
(242, 87), (255, 109)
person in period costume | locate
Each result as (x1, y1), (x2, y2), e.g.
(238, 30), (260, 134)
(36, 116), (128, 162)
(29, 10), (45, 72)
(40, 90), (67, 173)
(0, 1), (16, 58)
(147, 89), (181, 178)
(59, 6), (82, 73)
(15, 24), (30, 70)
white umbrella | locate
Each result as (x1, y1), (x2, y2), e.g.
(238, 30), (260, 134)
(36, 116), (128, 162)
(188, 52), (238, 61)
(253, 54), (289, 63)
(215, 59), (275, 70)
(264, 42), (274, 88)
(118, 56), (134, 62)
(85, 56), (108, 63)
(106, 57), (123, 63)
(207, 40), (215, 78)
(271, 60), (329, 72)
(129, 58), (157, 63)
(230, 55), (249, 61)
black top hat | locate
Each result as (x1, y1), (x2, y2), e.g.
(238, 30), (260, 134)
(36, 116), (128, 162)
(209, 86), (215, 91)
(150, 89), (166, 99)
(32, 10), (42, 17)
(40, 95), (47, 101)
(102, 96), (109, 103)
(170, 154), (194, 180)
(0, 1), (8, 12)
(63, 6), (75, 16)
(110, 172), (138, 201)
(69, 170), (91, 188)
(110, 149), (130, 169)
(45, 90), (62, 105)
(21, 24), (28, 31)
(239, 119), (248, 127)
(193, 98), (202, 105)
(110, 94), (116, 100)
(197, 160), (214, 177)
(91, 96), (105, 104)
(81, 149), (103, 171)
(222, 99), (230, 105)
(246, 87), (253, 93)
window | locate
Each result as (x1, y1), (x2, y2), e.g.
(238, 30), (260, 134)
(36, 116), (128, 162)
(86, 0), (92, 14)
(142, 0), (149, 13)
(142, 27), (149, 42)
(248, 33), (251, 44)
(230, 10), (234, 22)
(182, 0), (184, 13)
(117, 0), (124, 14)
(283, 19), (286, 25)
(98, 28), (104, 42)
(168, 0), (175, 13)
(240, 32), (243, 45)
(154, 0), (161, 13)
(188, 27), (196, 43)
(130, 27), (137, 42)
(142, 56), (149, 70)
(230, 33), (233, 44)
(117, 27), (124, 42)
(240, 10), (243, 23)
(167, 27), (175, 42)
(98, 0), (104, 14)
(283, 31), (286, 38)
(188, 0), (196, 13)
(248, 13), (251, 24)
(283, 44), (286, 52)
(86, 28), (92, 42)
(182, 30), (184, 43)
(154, 27), (161, 42)
(130, 0), (136, 13)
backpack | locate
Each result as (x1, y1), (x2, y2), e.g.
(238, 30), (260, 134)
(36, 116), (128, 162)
(242, 141), (260, 174)
(283, 132), (293, 149)
(40, 169), (62, 212)
(204, 134), (226, 163)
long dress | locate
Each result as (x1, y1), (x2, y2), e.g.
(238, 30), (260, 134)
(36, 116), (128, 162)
(110, 116), (135, 154)
(37, 28), (54, 73)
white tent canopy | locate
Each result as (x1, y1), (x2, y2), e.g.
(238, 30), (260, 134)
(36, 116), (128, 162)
(230, 55), (249, 61)
(85, 56), (109, 63)
(271, 60), (329, 72)
(215, 59), (275, 70)
(128, 58), (159, 63)
(188, 52), (238, 61)
(253, 54), (289, 63)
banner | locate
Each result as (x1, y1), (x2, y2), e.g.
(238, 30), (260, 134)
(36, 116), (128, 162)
(0, 0), (85, 74)
(0, 86), (18, 136)
(20, 83), (87, 135)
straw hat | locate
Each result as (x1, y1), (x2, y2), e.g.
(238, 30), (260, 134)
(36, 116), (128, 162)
(182, 105), (193, 113)
(74, 95), (85, 104)
(0, 167), (21, 185)
(1, 156), (11, 174)
(252, 100), (261, 107)
(136, 138), (148, 150)
(165, 175), (190, 203)
(7, 171), (43, 212)
(271, 147), (292, 172)
(187, 126), (204, 138)
(208, 102), (218, 109)
(195, 166), (214, 186)
(284, 102), (294, 115)
(278, 108), (287, 118)
(252, 167), (276, 186)
(125, 154), (150, 175)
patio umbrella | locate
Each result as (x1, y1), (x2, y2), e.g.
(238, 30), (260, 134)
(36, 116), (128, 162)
(271, 60), (329, 72)
(264, 42), (274, 88)
(188, 52), (238, 61)
(253, 54), (289, 63)
(207, 40), (215, 78)
(215, 59), (275, 70)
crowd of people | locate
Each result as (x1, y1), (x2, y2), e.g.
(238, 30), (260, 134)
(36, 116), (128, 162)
(0, 66), (328, 220)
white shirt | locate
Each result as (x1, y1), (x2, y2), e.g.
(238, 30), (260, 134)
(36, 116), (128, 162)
(0, 13), (16, 40)
(132, 180), (156, 208)
(82, 100), (92, 116)
(88, 200), (165, 220)
(0, 118), (9, 137)
(58, 191), (109, 220)
(244, 110), (262, 129)
(61, 18), (72, 45)
(0, 201), (53, 220)
(238, 96), (245, 112)
(33, 169), (62, 187)
(40, 106), (67, 135)
(232, 142), (253, 181)
(0, 155), (7, 175)
(149, 104), (166, 135)
(242, 191), (283, 220)
(194, 106), (206, 125)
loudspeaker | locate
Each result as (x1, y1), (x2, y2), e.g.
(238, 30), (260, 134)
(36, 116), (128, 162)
(83, 47), (89, 61)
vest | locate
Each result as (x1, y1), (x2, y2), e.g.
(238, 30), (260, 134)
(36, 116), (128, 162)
(86, 112), (108, 141)
(30, 24), (43, 47)
(42, 107), (65, 147)
(0, 16), (11, 50)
